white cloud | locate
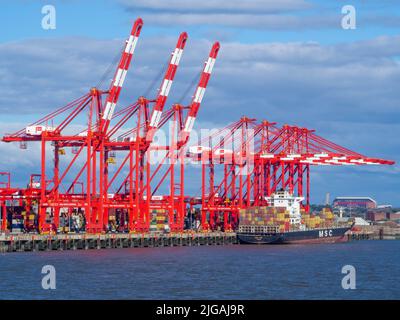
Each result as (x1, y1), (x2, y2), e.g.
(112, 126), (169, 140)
(135, 12), (338, 30)
(117, 0), (333, 30)
(118, 0), (312, 13)
(117, 0), (400, 31)
(1, 35), (399, 128)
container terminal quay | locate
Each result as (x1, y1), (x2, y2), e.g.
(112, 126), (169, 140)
(0, 18), (396, 252)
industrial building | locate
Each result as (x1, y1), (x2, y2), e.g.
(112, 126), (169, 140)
(366, 211), (400, 222)
(387, 212), (400, 221)
(366, 211), (387, 222)
(333, 197), (377, 209)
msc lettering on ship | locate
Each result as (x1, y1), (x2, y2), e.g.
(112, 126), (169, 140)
(319, 229), (333, 238)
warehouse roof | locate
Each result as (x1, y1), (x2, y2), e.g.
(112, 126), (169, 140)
(334, 197), (376, 204)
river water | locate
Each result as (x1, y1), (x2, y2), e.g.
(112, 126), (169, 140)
(0, 240), (399, 299)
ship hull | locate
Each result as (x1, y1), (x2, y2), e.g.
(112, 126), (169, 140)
(237, 227), (351, 245)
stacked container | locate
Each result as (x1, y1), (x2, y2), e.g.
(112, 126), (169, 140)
(320, 207), (335, 227)
(150, 209), (169, 232)
(239, 206), (291, 232)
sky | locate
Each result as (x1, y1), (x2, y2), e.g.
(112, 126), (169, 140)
(0, 0), (399, 205)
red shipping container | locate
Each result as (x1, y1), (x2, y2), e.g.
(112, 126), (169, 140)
(284, 221), (290, 231)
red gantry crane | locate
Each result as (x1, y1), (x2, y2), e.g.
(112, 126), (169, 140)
(102, 40), (220, 233)
(1, 18), (144, 233)
(101, 32), (189, 232)
(0, 18), (395, 235)
(140, 41), (221, 232)
(187, 119), (394, 231)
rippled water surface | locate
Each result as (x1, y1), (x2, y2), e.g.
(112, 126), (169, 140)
(1, 240), (399, 299)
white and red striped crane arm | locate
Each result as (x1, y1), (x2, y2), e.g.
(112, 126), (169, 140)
(148, 32), (188, 132)
(180, 42), (220, 143)
(101, 18), (143, 134)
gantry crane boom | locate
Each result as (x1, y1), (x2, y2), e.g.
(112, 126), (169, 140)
(146, 32), (188, 142)
(179, 41), (220, 145)
(100, 18), (143, 134)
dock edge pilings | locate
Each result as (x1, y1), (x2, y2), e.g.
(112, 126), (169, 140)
(0, 232), (238, 253)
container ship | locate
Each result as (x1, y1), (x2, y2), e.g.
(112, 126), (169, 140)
(237, 190), (352, 244)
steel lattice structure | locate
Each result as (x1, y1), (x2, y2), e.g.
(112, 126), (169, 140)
(0, 18), (394, 234)
(187, 118), (394, 231)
